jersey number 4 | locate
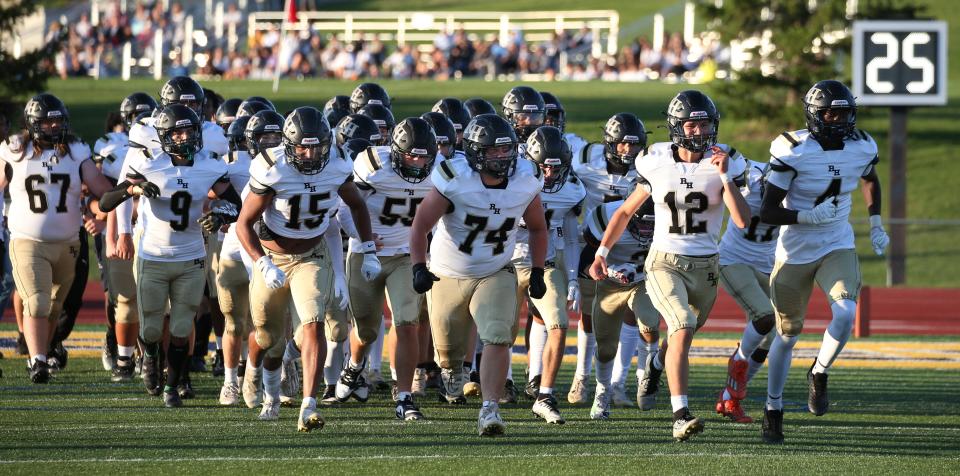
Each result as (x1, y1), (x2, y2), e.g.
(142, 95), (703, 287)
(664, 191), (708, 234)
(458, 214), (515, 255)
(25, 174), (70, 213)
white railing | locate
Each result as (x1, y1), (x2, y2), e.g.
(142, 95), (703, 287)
(248, 10), (620, 58)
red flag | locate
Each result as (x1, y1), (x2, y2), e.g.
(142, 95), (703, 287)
(286, 0), (298, 24)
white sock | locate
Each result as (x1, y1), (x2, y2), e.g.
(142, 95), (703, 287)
(813, 299), (856, 374)
(766, 333), (798, 410)
(390, 367), (397, 381)
(397, 391), (412, 401)
(324, 340), (345, 385)
(301, 396), (316, 409)
(215, 335), (223, 350)
(612, 324), (639, 387)
(670, 395), (688, 413)
(575, 320), (595, 378)
(635, 340), (654, 382)
(527, 321), (547, 379)
(118, 345), (135, 358)
(240, 340), (249, 360)
(538, 386), (553, 395)
(506, 354), (514, 382)
(224, 366), (238, 386)
(736, 321), (767, 361)
(595, 358), (613, 390)
(369, 319), (386, 372)
(32, 354), (47, 364)
(263, 367), (281, 402)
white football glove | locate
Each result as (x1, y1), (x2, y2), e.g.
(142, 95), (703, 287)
(606, 263), (641, 285)
(869, 215), (890, 256)
(566, 279), (581, 312)
(360, 253), (382, 281)
(256, 255), (286, 289)
(333, 274), (349, 310)
(797, 201), (840, 225)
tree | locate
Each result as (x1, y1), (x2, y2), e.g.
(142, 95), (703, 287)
(0, 0), (62, 124)
(699, 0), (928, 129)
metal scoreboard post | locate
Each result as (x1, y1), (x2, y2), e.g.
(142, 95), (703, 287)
(852, 20), (948, 286)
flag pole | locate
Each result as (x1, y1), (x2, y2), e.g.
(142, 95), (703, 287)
(272, 0), (292, 93)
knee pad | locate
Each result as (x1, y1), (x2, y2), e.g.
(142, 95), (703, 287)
(828, 299), (856, 339)
(140, 325), (163, 345)
(596, 346), (618, 363)
(23, 291), (51, 319)
(356, 323), (379, 345)
(753, 314), (775, 334)
(255, 327), (278, 353)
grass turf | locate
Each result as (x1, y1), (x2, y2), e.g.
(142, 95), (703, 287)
(0, 346), (958, 474)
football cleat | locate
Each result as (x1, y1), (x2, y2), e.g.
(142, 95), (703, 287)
(242, 365), (263, 409)
(190, 354), (207, 373)
(111, 358), (135, 382)
(463, 369), (481, 397)
(590, 386), (611, 420)
(673, 411), (705, 441)
(367, 367), (389, 391)
(259, 401), (280, 421)
(395, 395), (425, 421)
(477, 403), (506, 436)
(532, 394), (565, 424)
(335, 363), (370, 403)
(28, 359), (50, 384)
(525, 374), (541, 400)
(101, 335), (118, 371)
(298, 406), (325, 432)
(48, 341), (68, 371)
(567, 375), (590, 404)
(761, 408), (785, 444)
(725, 347), (750, 401)
(807, 362), (829, 416)
(425, 366), (442, 389)
(219, 382), (240, 405)
(142, 355), (162, 396)
(280, 358), (301, 407)
(177, 374), (195, 399)
(411, 368), (428, 397)
(320, 386), (338, 405)
(499, 379), (519, 404)
(211, 349), (225, 377)
(637, 355), (662, 411)
(163, 389), (183, 408)
(611, 383), (634, 408)
(439, 368), (467, 404)
(715, 391), (753, 423)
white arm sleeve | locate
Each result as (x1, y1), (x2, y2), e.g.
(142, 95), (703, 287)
(562, 211), (581, 281)
(336, 200), (360, 240)
(324, 215), (346, 278)
(116, 195), (135, 234)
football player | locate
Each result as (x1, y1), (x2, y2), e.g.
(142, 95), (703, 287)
(357, 104), (395, 146)
(97, 92), (157, 381)
(100, 104), (241, 408)
(514, 126), (585, 424)
(583, 198), (658, 420)
(539, 91), (588, 157)
(714, 160), (780, 423)
(126, 76), (228, 156)
(501, 86), (546, 144)
(464, 98), (497, 117)
(349, 82), (392, 113)
(334, 113), (382, 148)
(567, 113), (645, 405)
(323, 95), (352, 133)
(431, 98), (471, 150)
(236, 106), (380, 432)
(335, 117), (438, 421)
(759, 80), (886, 444)
(419, 112), (459, 161)
(409, 114), (547, 436)
(0, 93), (114, 383)
(215, 98), (243, 133)
(589, 90), (751, 441)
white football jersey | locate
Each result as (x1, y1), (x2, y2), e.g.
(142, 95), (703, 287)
(512, 174), (585, 267)
(430, 156), (542, 279)
(128, 117), (229, 157)
(565, 132), (588, 158)
(719, 159), (779, 274)
(351, 146), (433, 256)
(219, 150), (254, 262)
(767, 129), (878, 264)
(126, 148), (228, 261)
(572, 142), (638, 211)
(1, 140), (89, 242)
(247, 145), (353, 240)
(93, 131), (130, 181)
(636, 142), (747, 256)
(585, 200), (653, 280)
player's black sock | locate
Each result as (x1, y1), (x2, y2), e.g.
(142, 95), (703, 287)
(140, 337), (159, 358)
(165, 343), (189, 389)
(751, 348), (769, 363)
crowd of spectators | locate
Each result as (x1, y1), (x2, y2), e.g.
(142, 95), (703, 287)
(46, 1), (729, 83)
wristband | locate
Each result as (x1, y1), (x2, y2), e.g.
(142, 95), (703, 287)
(719, 173), (733, 184)
(361, 240), (377, 254)
(869, 215), (882, 228)
(595, 245), (610, 258)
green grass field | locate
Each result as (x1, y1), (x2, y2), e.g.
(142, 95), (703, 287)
(1, 334), (958, 474)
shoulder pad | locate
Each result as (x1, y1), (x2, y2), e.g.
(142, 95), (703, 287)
(580, 142), (598, 163)
(436, 158), (458, 182)
(361, 147), (383, 174)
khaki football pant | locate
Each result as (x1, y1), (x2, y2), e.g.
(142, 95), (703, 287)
(250, 242), (333, 359)
(591, 279), (661, 362)
(514, 265), (569, 330)
(204, 233), (222, 298)
(216, 257), (252, 338)
(106, 257), (138, 324)
(134, 257), (206, 341)
(347, 253), (422, 345)
(644, 250), (719, 335)
(10, 239), (80, 321)
(770, 248), (861, 337)
(427, 268), (517, 370)
(720, 263), (773, 322)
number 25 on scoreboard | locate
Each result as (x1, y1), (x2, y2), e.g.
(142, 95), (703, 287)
(852, 20), (947, 106)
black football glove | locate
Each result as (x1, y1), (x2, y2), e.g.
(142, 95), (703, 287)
(198, 200), (239, 234)
(528, 266), (547, 299)
(412, 262), (439, 294)
(131, 181), (161, 198)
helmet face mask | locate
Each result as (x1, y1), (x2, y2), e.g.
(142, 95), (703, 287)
(501, 86), (546, 142)
(25, 94), (70, 145)
(155, 105), (203, 159)
(431, 98), (471, 149)
(627, 211), (655, 244)
(803, 80), (857, 143)
(227, 116), (251, 155)
(216, 98), (243, 133)
(244, 110), (285, 157)
(419, 112), (457, 159)
(602, 113), (647, 170)
(525, 126), (571, 193)
(390, 117), (438, 184)
(120, 92), (158, 130)
(463, 114), (520, 179)
(666, 90), (719, 153)
(283, 107), (331, 175)
(540, 91), (565, 132)
(357, 104), (395, 146)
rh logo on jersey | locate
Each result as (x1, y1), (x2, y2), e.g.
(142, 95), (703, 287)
(176, 178), (189, 189)
(303, 182), (317, 192)
(828, 165), (841, 176)
(680, 178), (694, 189)
(489, 203), (501, 215)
